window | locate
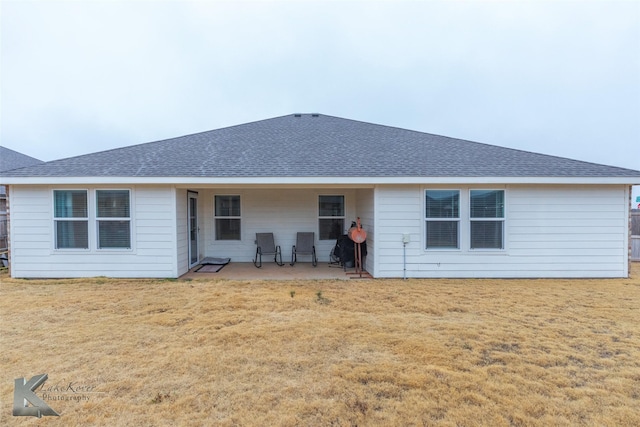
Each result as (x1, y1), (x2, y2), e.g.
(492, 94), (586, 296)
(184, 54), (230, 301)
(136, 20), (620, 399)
(96, 190), (131, 249)
(470, 190), (505, 249)
(215, 195), (241, 240)
(319, 195), (344, 240)
(54, 190), (89, 249)
(425, 190), (460, 249)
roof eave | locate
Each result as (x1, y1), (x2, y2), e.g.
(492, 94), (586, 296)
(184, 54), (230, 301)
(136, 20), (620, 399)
(2, 176), (640, 186)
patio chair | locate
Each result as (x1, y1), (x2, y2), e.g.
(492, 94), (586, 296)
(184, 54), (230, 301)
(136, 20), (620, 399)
(253, 233), (284, 268)
(291, 232), (317, 267)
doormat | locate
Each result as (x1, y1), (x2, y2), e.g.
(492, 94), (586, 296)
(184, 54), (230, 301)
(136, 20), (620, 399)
(200, 257), (231, 265)
(195, 263), (227, 273)
(195, 257), (230, 273)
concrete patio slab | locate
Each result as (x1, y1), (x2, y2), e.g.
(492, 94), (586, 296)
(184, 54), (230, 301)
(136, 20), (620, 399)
(180, 261), (364, 281)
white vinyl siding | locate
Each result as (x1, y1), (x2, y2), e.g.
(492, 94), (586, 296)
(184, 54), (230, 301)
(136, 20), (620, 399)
(374, 184), (629, 278)
(355, 188), (375, 275)
(507, 186), (627, 270)
(8, 183), (631, 279)
(10, 185), (178, 278)
(203, 188), (357, 262)
(175, 189), (189, 276)
(373, 185), (423, 277)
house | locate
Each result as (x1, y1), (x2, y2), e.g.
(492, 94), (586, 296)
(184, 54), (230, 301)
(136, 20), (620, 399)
(1, 113), (639, 279)
(0, 146), (43, 254)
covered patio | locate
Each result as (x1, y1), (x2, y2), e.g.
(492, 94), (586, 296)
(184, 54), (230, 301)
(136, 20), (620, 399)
(180, 261), (372, 281)
(179, 186), (375, 278)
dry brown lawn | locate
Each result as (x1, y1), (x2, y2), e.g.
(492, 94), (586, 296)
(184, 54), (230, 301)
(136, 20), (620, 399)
(1, 264), (639, 426)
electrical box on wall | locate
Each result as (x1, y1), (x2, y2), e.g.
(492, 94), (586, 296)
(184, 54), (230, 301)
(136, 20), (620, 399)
(402, 234), (411, 244)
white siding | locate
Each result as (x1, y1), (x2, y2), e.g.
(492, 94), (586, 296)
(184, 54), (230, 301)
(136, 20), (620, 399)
(506, 185), (628, 276)
(375, 184), (630, 278)
(176, 189), (189, 276)
(374, 185), (423, 278)
(355, 188), (375, 274)
(9, 183), (629, 279)
(201, 189), (358, 263)
(10, 185), (178, 278)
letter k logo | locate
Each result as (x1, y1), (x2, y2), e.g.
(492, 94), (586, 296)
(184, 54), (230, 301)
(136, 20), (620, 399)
(13, 374), (60, 417)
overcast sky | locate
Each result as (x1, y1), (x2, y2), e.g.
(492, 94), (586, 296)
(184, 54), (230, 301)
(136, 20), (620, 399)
(1, 0), (639, 180)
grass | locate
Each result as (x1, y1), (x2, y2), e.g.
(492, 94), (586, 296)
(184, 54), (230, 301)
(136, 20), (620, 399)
(1, 264), (639, 426)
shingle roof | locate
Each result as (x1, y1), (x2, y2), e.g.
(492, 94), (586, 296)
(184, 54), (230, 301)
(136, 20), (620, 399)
(0, 146), (43, 172)
(1, 114), (638, 179)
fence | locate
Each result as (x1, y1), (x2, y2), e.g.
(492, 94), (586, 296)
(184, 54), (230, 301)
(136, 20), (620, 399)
(1, 192), (6, 252)
(0, 217), (6, 252)
(632, 210), (640, 262)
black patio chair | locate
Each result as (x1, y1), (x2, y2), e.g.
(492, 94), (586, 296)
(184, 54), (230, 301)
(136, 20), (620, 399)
(291, 232), (317, 267)
(253, 233), (284, 268)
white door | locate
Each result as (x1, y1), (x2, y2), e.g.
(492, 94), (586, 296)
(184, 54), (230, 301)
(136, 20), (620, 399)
(188, 192), (199, 267)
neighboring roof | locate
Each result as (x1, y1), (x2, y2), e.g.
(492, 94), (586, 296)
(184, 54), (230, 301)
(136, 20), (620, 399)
(0, 146), (43, 172)
(1, 114), (639, 185)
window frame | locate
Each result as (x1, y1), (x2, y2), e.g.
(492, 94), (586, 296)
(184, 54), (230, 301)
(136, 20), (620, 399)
(53, 189), (90, 250)
(318, 195), (345, 241)
(214, 194), (242, 241)
(96, 189), (132, 250)
(424, 189), (461, 250)
(52, 188), (134, 252)
(469, 189), (506, 251)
